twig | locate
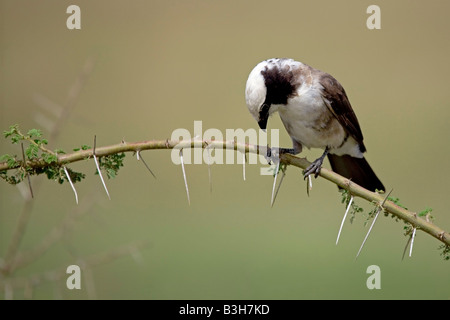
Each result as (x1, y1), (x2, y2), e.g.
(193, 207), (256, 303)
(17, 130), (55, 156)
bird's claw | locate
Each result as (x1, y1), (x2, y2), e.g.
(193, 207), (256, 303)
(303, 158), (323, 179)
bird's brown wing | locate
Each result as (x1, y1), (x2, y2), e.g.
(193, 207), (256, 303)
(318, 72), (366, 152)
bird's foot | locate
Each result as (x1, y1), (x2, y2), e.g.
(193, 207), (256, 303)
(303, 157), (324, 179)
(303, 147), (329, 179)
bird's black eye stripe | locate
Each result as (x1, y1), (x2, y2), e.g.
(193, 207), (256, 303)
(257, 103), (270, 130)
(261, 65), (297, 105)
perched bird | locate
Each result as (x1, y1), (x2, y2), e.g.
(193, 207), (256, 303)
(245, 58), (384, 191)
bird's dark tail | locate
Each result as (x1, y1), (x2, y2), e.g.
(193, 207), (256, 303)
(327, 154), (385, 192)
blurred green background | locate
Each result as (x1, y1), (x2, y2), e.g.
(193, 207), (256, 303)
(1, 0), (450, 299)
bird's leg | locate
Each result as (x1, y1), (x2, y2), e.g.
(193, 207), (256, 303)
(266, 140), (302, 164)
(265, 145), (272, 164)
(304, 147), (330, 179)
(265, 146), (297, 164)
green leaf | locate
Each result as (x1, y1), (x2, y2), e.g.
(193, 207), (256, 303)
(44, 166), (60, 182)
(438, 245), (450, 261)
(25, 144), (39, 160)
(96, 152), (126, 179)
(0, 154), (11, 162)
(419, 207), (433, 217)
(3, 124), (19, 138)
(62, 167), (86, 184)
(27, 128), (42, 138)
(74, 145), (91, 152)
(107, 168), (116, 179)
(388, 196), (408, 210)
(0, 154), (18, 168)
(42, 153), (58, 164)
(10, 133), (21, 144)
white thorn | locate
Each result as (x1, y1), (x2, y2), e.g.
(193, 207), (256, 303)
(63, 166), (79, 204)
(272, 166), (286, 208)
(356, 189), (392, 259)
(137, 150), (156, 179)
(336, 196), (353, 245)
(356, 208), (380, 259)
(93, 154), (111, 200)
(242, 152), (246, 181)
(206, 146), (212, 193)
(306, 175), (313, 195)
(180, 149), (190, 205)
(409, 228), (417, 257)
(271, 162), (280, 207)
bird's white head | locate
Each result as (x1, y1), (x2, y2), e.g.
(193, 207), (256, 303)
(245, 60), (268, 125)
(245, 58), (301, 130)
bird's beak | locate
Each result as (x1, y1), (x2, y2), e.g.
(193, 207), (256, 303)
(258, 104), (270, 131)
(258, 117), (268, 131)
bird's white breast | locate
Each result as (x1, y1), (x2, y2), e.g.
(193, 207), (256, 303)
(277, 82), (354, 153)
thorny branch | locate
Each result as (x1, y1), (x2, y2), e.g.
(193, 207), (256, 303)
(1, 138), (449, 249)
